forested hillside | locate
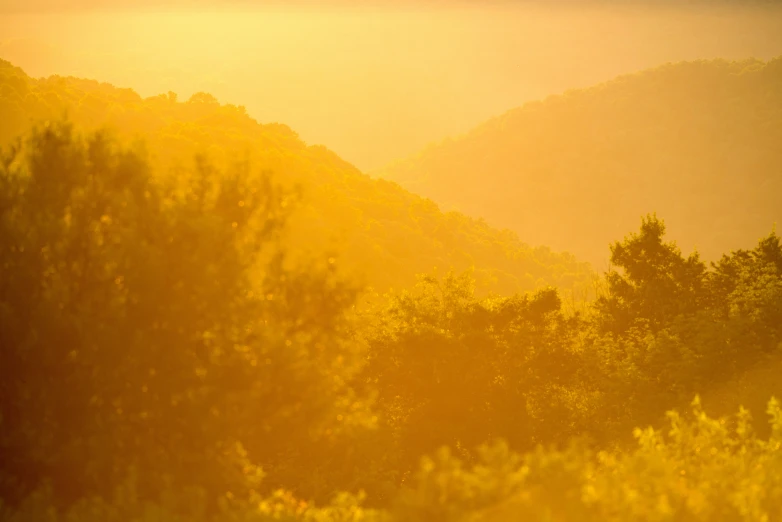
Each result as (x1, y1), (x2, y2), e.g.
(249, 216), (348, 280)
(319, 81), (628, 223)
(0, 59), (590, 296)
(2, 121), (781, 521)
(2, 56), (782, 522)
(378, 57), (782, 267)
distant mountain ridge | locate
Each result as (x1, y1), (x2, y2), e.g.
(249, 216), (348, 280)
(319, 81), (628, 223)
(0, 58), (592, 296)
(377, 56), (782, 267)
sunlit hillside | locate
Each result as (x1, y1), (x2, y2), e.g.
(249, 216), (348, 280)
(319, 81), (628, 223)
(2, 3), (782, 522)
(0, 58), (591, 296)
(379, 57), (782, 268)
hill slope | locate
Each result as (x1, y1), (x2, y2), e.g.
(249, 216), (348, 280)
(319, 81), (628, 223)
(377, 57), (782, 267)
(0, 58), (591, 295)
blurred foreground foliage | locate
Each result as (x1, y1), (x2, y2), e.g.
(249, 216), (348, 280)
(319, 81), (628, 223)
(4, 399), (782, 522)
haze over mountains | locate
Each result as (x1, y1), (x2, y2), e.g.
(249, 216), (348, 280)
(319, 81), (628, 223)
(2, 1), (781, 170)
(0, 58), (591, 296)
(3, 2), (782, 519)
(379, 57), (782, 267)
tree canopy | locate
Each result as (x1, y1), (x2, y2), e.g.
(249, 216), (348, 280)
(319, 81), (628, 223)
(1, 59), (782, 522)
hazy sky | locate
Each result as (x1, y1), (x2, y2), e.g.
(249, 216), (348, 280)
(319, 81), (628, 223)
(2, 2), (782, 170)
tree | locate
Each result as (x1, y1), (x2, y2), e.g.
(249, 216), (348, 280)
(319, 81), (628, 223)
(596, 214), (707, 335)
(363, 272), (582, 474)
(0, 121), (368, 510)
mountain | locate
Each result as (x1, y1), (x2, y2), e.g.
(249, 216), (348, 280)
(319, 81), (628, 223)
(0, 58), (591, 296)
(377, 57), (782, 267)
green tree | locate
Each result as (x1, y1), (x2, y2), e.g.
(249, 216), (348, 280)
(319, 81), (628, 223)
(596, 214), (707, 335)
(0, 122), (368, 510)
(363, 272), (584, 475)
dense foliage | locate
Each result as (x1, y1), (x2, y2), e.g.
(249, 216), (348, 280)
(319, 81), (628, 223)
(1, 61), (782, 521)
(362, 215), (782, 471)
(2, 120), (781, 521)
(0, 121), (374, 507)
(378, 56), (782, 267)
